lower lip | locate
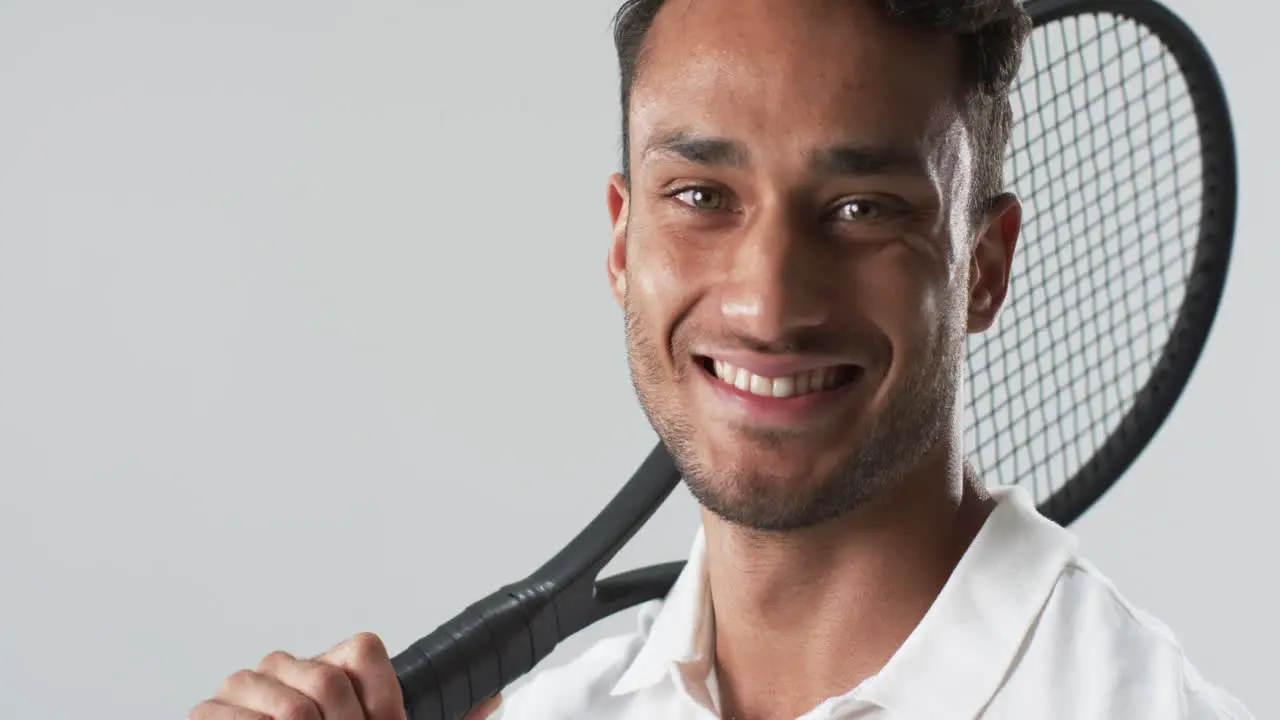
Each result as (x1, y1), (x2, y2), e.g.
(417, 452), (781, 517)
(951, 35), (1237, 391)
(698, 363), (862, 427)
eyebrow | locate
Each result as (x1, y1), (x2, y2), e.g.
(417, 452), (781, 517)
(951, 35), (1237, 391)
(810, 145), (928, 178)
(642, 132), (750, 168)
(641, 131), (928, 178)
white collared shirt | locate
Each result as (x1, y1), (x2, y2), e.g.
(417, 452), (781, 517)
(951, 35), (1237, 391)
(500, 487), (1254, 719)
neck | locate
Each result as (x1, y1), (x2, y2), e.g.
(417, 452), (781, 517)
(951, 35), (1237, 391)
(703, 443), (994, 720)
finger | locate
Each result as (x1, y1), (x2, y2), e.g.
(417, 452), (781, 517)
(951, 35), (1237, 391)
(188, 698), (272, 720)
(258, 650), (365, 720)
(464, 693), (503, 720)
(318, 633), (405, 720)
(217, 669), (322, 720)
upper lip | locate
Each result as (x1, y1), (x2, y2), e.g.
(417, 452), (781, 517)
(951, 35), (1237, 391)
(698, 350), (862, 378)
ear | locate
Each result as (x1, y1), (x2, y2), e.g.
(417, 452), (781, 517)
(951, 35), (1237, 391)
(606, 173), (630, 308)
(967, 193), (1022, 333)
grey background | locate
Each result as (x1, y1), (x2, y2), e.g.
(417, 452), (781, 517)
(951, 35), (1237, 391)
(0, 1), (1273, 718)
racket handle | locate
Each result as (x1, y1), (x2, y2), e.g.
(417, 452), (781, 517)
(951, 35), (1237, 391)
(392, 582), (562, 720)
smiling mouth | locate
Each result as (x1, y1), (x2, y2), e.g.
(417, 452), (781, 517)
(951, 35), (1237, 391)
(696, 356), (864, 399)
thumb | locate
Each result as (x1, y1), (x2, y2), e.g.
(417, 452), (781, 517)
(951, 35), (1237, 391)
(465, 693), (503, 720)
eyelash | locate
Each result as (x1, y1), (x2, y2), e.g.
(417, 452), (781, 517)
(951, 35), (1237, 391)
(667, 186), (732, 212)
(665, 185), (899, 222)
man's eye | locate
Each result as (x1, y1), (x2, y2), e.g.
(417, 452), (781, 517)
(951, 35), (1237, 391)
(673, 187), (727, 211)
(834, 199), (888, 222)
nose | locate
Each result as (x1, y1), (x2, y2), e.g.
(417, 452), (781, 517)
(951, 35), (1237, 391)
(719, 208), (832, 344)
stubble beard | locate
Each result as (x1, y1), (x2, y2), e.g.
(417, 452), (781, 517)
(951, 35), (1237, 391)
(623, 291), (966, 532)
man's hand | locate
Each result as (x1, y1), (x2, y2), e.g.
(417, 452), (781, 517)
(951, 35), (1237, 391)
(188, 632), (502, 720)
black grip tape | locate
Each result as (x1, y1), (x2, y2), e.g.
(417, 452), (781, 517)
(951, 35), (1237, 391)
(391, 643), (444, 720)
(508, 581), (562, 662)
(393, 584), (560, 720)
(430, 607), (486, 719)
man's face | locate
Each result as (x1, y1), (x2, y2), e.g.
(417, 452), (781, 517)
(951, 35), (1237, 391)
(607, 0), (1017, 531)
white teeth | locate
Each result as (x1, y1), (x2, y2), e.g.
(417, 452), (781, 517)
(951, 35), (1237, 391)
(771, 376), (795, 398)
(709, 360), (849, 398)
(750, 374), (772, 395)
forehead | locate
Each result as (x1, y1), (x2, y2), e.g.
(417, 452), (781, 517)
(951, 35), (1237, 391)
(630, 0), (966, 165)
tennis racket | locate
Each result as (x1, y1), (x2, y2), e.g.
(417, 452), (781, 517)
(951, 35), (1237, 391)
(391, 1), (1238, 717)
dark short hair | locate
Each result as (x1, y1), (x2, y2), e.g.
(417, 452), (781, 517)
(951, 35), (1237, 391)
(611, 0), (1032, 215)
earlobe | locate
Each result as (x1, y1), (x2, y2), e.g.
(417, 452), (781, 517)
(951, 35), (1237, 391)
(966, 272), (993, 333)
(606, 173), (630, 307)
(967, 193), (1022, 334)
(608, 238), (628, 302)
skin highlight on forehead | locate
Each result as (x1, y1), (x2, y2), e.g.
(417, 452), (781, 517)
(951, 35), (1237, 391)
(629, 0), (964, 130)
(627, 0), (978, 250)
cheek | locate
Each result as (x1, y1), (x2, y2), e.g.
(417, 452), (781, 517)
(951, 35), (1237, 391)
(631, 243), (682, 303)
(848, 247), (951, 355)
(624, 226), (713, 353)
(627, 211), (718, 310)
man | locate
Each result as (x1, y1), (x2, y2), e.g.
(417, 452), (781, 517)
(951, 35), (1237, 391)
(190, 0), (1255, 718)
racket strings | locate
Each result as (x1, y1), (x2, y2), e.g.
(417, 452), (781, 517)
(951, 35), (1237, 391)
(965, 12), (1203, 502)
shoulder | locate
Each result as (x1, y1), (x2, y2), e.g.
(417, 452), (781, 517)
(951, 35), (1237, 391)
(998, 555), (1254, 719)
(498, 600), (661, 719)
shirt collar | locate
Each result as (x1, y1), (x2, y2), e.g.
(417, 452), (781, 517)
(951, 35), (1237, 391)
(610, 526), (714, 697)
(856, 485), (1078, 719)
(608, 486), (1079, 719)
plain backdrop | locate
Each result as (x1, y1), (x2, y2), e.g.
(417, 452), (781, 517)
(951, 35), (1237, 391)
(0, 1), (1275, 718)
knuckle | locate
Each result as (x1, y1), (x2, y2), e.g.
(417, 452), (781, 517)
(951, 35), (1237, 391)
(217, 669), (257, 697)
(348, 632), (388, 663)
(257, 649), (293, 671)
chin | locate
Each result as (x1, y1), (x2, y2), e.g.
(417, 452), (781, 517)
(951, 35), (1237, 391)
(680, 428), (876, 532)
(709, 412), (863, 473)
